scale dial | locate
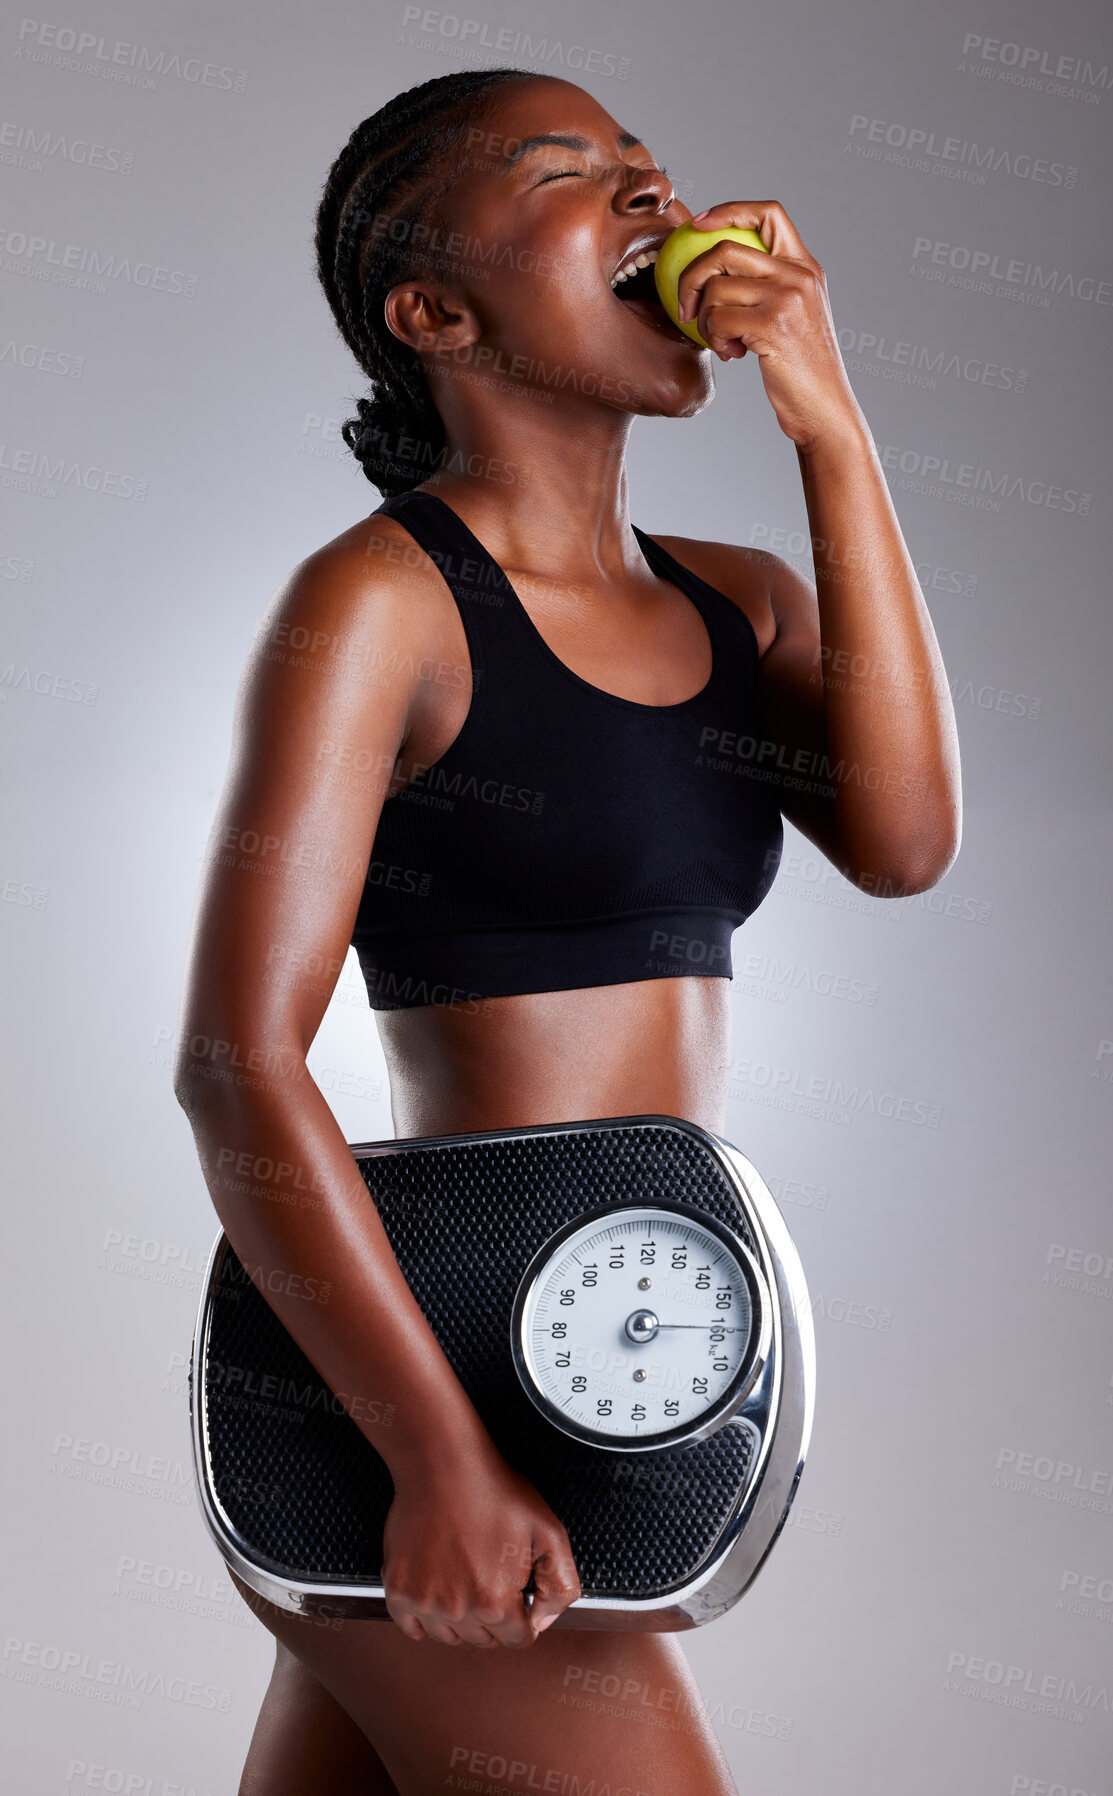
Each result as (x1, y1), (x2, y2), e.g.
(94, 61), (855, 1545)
(510, 1203), (771, 1452)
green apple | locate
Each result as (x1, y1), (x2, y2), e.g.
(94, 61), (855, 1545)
(654, 221), (770, 347)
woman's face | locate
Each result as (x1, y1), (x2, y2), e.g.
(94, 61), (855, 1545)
(397, 75), (714, 420)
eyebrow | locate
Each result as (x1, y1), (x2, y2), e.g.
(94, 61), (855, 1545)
(502, 129), (646, 168)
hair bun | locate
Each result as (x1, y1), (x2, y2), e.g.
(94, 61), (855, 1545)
(341, 388), (440, 498)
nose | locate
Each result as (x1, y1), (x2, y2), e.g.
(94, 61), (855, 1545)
(613, 165), (675, 215)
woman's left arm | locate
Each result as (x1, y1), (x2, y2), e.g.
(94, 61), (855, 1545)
(679, 200), (963, 896)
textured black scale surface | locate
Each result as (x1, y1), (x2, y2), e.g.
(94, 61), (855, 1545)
(200, 1121), (758, 1598)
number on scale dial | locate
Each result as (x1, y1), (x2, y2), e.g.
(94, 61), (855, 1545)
(511, 1205), (770, 1450)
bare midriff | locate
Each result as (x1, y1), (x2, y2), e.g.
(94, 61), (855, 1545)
(374, 973), (732, 1141)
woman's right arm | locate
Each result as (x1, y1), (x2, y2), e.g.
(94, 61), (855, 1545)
(174, 527), (580, 1646)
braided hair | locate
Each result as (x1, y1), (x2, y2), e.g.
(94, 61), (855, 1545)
(315, 67), (541, 497)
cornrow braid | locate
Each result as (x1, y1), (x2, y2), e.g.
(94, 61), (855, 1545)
(315, 67), (542, 497)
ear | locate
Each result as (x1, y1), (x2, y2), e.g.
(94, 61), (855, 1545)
(383, 283), (482, 359)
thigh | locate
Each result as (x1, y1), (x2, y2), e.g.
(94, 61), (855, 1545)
(238, 1636), (400, 1794)
(230, 1571), (740, 1796)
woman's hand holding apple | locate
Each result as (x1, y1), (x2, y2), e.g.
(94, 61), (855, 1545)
(654, 202), (866, 452)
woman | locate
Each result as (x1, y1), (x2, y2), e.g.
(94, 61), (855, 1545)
(175, 64), (960, 1796)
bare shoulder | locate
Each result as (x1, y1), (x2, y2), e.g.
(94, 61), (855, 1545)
(649, 532), (817, 661)
(257, 508), (454, 658)
(235, 507), (465, 732)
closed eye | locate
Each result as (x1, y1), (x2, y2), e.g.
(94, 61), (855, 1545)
(536, 163), (670, 185)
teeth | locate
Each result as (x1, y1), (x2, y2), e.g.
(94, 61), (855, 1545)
(610, 245), (660, 288)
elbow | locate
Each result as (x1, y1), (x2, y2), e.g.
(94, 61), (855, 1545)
(171, 1037), (196, 1105)
(872, 863), (950, 899)
(846, 816), (962, 900)
(857, 838), (961, 899)
(173, 1051), (212, 1127)
(172, 1024), (310, 1124)
(903, 813), (964, 894)
(172, 1010), (216, 1118)
(172, 1024), (236, 1127)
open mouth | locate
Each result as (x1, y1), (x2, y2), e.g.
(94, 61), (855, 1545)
(611, 251), (697, 345)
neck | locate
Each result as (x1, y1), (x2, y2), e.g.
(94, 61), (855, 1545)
(419, 371), (646, 582)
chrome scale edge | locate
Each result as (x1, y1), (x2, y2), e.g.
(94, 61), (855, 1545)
(188, 1114), (816, 1631)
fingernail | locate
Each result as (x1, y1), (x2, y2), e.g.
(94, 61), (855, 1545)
(690, 208), (710, 222)
(535, 1614), (557, 1632)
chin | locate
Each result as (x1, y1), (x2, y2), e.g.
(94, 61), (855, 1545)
(621, 362), (716, 421)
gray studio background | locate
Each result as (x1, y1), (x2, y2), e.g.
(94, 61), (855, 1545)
(3, 0), (1111, 1789)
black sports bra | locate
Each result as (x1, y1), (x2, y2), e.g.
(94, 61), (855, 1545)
(350, 489), (783, 1010)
